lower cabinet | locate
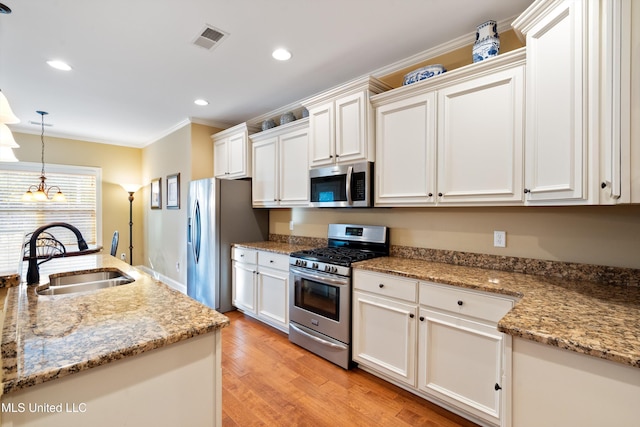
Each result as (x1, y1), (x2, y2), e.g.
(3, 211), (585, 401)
(353, 269), (515, 427)
(232, 247), (289, 333)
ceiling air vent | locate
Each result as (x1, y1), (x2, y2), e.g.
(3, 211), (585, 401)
(193, 25), (228, 51)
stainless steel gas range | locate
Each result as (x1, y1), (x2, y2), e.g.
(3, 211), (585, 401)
(288, 224), (389, 369)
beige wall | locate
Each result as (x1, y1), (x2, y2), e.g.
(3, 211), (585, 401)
(12, 132), (143, 264)
(271, 205), (640, 269)
(141, 122), (219, 283)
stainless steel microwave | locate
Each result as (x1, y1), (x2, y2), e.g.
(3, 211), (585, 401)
(309, 161), (373, 208)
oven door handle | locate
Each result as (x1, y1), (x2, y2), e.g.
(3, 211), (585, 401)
(290, 323), (348, 351)
(289, 266), (349, 286)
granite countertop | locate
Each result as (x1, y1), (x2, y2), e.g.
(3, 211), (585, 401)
(1, 254), (229, 395)
(233, 241), (316, 255)
(353, 257), (640, 369)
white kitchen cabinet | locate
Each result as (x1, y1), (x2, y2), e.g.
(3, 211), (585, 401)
(352, 270), (418, 386)
(212, 123), (256, 179)
(251, 120), (309, 208)
(256, 252), (290, 333)
(374, 91), (437, 206)
(232, 247), (290, 333)
(371, 49), (526, 207)
(513, 0), (632, 205)
(353, 270), (515, 427)
(231, 247), (258, 313)
(303, 76), (391, 168)
(436, 66), (524, 205)
(418, 282), (515, 427)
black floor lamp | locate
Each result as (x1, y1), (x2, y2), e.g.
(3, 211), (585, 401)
(120, 184), (141, 265)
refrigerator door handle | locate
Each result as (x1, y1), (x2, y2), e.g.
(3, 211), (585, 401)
(193, 200), (201, 263)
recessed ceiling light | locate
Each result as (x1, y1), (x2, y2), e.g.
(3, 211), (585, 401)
(272, 48), (292, 61)
(47, 60), (72, 71)
(194, 99), (209, 106)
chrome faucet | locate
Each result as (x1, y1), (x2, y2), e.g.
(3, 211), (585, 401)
(26, 222), (89, 285)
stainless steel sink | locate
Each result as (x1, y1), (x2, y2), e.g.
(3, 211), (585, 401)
(36, 268), (135, 296)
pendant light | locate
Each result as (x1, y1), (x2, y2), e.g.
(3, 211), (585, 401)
(0, 89), (20, 162)
(22, 111), (65, 202)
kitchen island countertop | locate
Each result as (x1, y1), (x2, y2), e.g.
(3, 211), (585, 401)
(353, 256), (640, 369)
(1, 254), (229, 395)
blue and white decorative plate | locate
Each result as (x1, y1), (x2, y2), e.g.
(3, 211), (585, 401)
(403, 64), (446, 86)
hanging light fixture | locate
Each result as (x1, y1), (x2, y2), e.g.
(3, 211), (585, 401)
(22, 111), (65, 202)
(0, 89), (20, 162)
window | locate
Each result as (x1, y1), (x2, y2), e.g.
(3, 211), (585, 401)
(0, 162), (101, 273)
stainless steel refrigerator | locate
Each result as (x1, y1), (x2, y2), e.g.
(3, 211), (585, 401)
(187, 178), (268, 312)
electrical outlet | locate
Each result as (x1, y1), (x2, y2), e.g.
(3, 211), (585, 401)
(289, 220), (294, 231)
(120, 253), (126, 261)
(494, 231), (506, 248)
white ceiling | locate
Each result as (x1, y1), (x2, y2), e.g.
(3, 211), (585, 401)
(0, 0), (533, 148)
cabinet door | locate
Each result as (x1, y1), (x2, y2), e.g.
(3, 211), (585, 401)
(227, 132), (249, 178)
(353, 291), (417, 386)
(524, 0), (586, 203)
(279, 127), (309, 206)
(375, 92), (437, 206)
(308, 101), (335, 167)
(256, 266), (289, 332)
(335, 91), (368, 164)
(213, 138), (228, 178)
(232, 261), (257, 314)
(437, 66), (524, 205)
(418, 308), (505, 425)
(251, 137), (278, 207)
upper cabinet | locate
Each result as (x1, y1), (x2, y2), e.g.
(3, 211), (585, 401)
(302, 76), (391, 168)
(212, 123), (256, 179)
(512, 0), (632, 205)
(372, 50), (526, 207)
(251, 119), (310, 208)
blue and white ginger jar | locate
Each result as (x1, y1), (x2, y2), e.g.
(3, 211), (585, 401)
(472, 20), (500, 63)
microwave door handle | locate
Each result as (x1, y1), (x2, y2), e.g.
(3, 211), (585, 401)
(346, 166), (353, 205)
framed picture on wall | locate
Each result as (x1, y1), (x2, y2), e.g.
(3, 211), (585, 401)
(150, 177), (161, 209)
(166, 173), (180, 209)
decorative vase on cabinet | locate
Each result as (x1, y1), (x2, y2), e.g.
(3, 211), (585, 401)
(473, 20), (500, 63)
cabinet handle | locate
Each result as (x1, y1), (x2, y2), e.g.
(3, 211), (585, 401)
(378, 283), (384, 288)
(240, 254), (244, 257)
(419, 316), (425, 321)
(601, 182), (607, 189)
(269, 260), (274, 263)
(495, 383), (502, 391)
(438, 192), (443, 197)
(457, 300), (463, 306)
(428, 193), (433, 197)
(524, 188), (530, 194)
(409, 313), (414, 318)
(329, 155), (333, 158)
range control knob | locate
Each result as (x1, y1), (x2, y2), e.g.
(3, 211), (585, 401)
(312, 262), (319, 269)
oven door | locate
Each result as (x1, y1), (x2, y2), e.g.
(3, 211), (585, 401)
(289, 265), (351, 344)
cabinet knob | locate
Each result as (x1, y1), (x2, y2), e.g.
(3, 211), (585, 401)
(378, 283), (384, 288)
(495, 383), (502, 391)
(240, 254), (244, 257)
(409, 313), (414, 318)
(329, 155), (333, 158)
(457, 300), (463, 306)
(269, 260), (274, 263)
(428, 193), (433, 197)
(419, 316), (425, 322)
(601, 182), (607, 189)
(524, 188), (530, 194)
(438, 192), (443, 197)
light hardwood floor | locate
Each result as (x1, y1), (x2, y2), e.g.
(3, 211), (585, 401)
(221, 310), (479, 427)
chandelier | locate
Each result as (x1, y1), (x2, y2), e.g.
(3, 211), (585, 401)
(22, 111), (65, 202)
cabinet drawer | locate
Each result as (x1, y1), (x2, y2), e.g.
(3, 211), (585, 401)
(232, 247), (257, 264)
(257, 252), (290, 271)
(353, 270), (418, 303)
(420, 282), (514, 323)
